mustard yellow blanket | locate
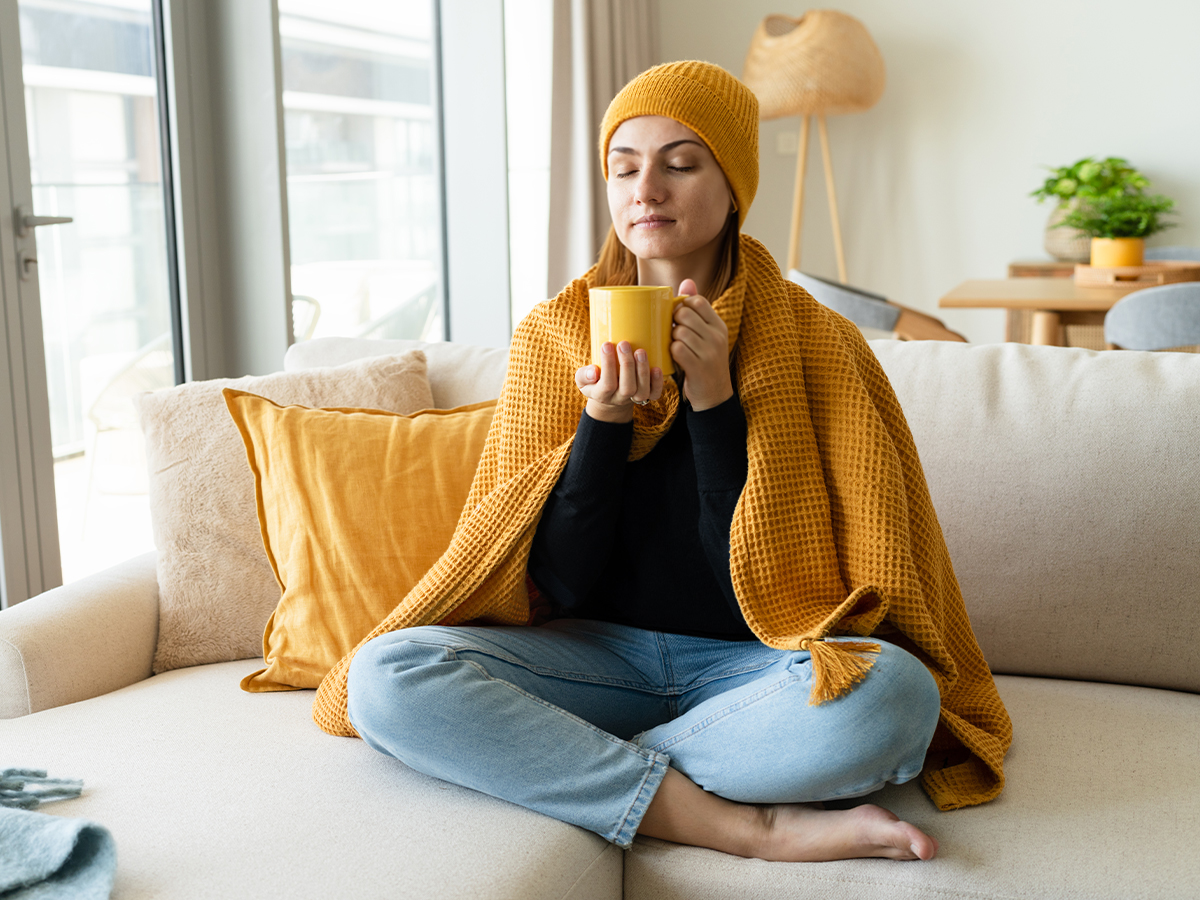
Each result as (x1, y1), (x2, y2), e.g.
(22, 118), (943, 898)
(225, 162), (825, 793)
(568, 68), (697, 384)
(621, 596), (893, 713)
(313, 234), (1012, 811)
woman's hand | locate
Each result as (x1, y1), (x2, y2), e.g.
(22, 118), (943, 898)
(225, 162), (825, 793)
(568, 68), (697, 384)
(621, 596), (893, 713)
(576, 340), (665, 424)
(671, 278), (733, 411)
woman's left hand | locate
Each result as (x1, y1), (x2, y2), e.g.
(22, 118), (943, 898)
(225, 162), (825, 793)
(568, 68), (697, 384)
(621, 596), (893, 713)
(671, 278), (733, 411)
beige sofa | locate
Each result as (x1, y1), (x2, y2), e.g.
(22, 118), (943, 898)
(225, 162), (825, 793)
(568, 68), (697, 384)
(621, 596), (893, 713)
(3, 337), (1198, 900)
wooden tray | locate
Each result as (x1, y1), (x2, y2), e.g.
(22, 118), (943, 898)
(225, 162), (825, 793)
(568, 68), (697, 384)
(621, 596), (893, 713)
(1075, 260), (1200, 286)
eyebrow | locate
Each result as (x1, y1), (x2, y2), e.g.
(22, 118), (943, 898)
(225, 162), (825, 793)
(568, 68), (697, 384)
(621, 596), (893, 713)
(608, 139), (704, 156)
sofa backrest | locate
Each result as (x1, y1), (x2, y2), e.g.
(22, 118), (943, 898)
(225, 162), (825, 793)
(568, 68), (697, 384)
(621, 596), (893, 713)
(872, 340), (1200, 694)
(290, 336), (1200, 695)
(285, 337), (508, 410)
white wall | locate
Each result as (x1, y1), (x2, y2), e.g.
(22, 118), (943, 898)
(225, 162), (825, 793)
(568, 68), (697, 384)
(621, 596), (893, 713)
(656, 0), (1200, 343)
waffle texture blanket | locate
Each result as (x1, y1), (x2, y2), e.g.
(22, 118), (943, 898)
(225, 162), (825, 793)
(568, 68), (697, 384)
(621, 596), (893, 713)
(314, 234), (1012, 810)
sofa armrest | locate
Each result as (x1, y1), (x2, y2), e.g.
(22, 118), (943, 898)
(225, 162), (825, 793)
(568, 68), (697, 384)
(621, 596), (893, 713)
(0, 551), (159, 718)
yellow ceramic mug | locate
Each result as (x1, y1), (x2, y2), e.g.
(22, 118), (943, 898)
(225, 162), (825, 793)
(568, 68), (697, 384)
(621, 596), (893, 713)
(589, 285), (685, 375)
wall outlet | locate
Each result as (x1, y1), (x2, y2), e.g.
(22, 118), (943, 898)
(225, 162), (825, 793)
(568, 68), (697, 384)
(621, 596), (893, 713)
(776, 131), (798, 155)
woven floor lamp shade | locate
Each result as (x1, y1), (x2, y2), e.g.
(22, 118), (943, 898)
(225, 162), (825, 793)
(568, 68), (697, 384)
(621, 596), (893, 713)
(742, 10), (885, 280)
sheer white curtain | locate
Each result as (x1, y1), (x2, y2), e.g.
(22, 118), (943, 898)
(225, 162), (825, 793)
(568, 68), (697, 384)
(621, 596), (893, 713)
(545, 0), (659, 296)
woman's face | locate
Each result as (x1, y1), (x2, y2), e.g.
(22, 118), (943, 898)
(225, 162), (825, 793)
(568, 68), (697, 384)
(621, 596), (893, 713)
(606, 115), (734, 264)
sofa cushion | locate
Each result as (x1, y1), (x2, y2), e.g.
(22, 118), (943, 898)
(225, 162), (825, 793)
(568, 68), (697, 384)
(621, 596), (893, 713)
(0, 662), (621, 900)
(224, 392), (496, 691)
(625, 674), (1200, 899)
(134, 353), (435, 674)
(285, 337), (509, 410)
(872, 341), (1200, 692)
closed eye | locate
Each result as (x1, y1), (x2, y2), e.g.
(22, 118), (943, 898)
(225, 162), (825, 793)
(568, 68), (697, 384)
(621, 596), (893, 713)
(615, 166), (694, 178)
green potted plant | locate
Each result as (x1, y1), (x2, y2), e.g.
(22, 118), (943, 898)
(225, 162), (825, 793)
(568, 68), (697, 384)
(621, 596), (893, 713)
(1059, 192), (1176, 267)
(1030, 157), (1150, 262)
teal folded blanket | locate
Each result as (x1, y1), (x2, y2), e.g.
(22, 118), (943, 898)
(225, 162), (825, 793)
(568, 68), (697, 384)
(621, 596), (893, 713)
(0, 771), (115, 899)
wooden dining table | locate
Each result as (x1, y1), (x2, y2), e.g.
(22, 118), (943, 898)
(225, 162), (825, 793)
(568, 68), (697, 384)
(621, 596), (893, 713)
(938, 278), (1144, 346)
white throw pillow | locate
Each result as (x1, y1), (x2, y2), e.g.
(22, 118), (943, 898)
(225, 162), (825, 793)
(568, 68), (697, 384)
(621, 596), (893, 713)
(134, 352), (435, 673)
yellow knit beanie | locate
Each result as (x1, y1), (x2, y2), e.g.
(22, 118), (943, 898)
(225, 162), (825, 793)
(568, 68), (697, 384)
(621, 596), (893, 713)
(599, 60), (759, 226)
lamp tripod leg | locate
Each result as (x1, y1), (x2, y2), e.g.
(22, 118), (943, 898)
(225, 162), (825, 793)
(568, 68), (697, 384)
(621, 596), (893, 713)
(786, 115), (810, 273)
(817, 114), (848, 284)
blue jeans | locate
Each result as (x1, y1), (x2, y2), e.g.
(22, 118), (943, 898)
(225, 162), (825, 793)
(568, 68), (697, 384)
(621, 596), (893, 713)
(346, 619), (940, 848)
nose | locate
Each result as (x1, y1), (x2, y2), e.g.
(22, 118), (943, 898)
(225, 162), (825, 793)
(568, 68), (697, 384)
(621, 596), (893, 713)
(632, 166), (666, 206)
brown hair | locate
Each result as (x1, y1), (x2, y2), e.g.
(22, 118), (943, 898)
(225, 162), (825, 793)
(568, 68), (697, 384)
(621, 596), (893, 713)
(594, 212), (741, 299)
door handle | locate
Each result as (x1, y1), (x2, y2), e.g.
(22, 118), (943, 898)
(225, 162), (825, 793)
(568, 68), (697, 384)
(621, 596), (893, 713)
(18, 252), (36, 281)
(15, 204), (73, 238)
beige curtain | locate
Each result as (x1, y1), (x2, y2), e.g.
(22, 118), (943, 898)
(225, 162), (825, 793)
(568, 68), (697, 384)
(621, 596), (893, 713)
(546, 0), (659, 296)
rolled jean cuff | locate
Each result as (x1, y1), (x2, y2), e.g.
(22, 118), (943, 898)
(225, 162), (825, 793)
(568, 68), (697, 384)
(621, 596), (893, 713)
(610, 752), (671, 848)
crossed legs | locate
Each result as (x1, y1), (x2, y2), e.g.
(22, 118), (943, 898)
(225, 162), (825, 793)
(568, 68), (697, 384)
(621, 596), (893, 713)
(346, 620), (941, 860)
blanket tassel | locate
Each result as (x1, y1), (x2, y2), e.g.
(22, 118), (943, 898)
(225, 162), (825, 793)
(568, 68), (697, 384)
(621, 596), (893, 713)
(800, 639), (881, 705)
(0, 769), (83, 809)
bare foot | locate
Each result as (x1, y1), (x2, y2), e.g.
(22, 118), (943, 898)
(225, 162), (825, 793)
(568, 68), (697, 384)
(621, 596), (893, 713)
(751, 802), (939, 862)
(638, 768), (937, 862)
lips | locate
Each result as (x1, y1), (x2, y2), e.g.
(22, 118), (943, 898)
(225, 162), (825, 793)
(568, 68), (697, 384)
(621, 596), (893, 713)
(633, 214), (675, 227)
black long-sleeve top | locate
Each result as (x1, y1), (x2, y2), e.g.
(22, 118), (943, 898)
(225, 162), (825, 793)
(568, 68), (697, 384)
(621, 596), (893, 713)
(527, 394), (756, 640)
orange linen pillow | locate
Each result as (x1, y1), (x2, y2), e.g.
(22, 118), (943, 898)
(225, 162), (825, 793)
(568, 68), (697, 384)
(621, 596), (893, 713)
(223, 389), (497, 692)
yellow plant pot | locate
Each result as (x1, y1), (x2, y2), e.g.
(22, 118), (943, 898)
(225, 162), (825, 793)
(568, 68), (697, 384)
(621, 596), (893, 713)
(1090, 237), (1145, 268)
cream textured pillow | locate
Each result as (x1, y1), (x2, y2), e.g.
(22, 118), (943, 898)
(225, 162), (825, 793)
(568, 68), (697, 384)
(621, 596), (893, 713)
(134, 352), (435, 673)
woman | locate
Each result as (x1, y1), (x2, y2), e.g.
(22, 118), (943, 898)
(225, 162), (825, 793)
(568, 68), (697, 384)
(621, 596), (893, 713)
(318, 61), (1011, 863)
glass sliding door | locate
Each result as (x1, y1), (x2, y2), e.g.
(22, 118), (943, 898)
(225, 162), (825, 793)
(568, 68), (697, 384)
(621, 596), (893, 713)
(278, 0), (445, 343)
(15, 0), (178, 585)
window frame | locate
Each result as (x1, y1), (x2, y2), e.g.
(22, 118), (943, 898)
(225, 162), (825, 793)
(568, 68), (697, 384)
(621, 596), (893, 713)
(161, 0), (513, 381)
(0, 0), (516, 604)
(0, 0), (60, 606)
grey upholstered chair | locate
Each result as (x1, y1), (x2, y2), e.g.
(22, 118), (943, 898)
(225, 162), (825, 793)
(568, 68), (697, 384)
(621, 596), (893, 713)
(1104, 282), (1200, 351)
(787, 269), (967, 342)
(788, 270), (899, 334)
(1144, 245), (1200, 261)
